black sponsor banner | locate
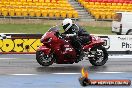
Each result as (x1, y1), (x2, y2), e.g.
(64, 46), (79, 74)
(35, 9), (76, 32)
(6, 34), (43, 39)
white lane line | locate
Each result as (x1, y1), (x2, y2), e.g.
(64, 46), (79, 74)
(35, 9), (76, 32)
(96, 72), (125, 74)
(109, 55), (132, 59)
(0, 58), (16, 60)
(8, 72), (126, 76)
(52, 73), (81, 75)
(52, 72), (125, 75)
(10, 74), (37, 76)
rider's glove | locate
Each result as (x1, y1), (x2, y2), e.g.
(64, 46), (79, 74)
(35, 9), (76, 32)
(65, 33), (77, 37)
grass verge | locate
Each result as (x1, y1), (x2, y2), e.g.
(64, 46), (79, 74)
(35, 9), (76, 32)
(0, 24), (113, 34)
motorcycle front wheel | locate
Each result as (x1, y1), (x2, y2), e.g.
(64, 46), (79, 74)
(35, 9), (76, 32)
(36, 51), (55, 66)
(89, 46), (108, 66)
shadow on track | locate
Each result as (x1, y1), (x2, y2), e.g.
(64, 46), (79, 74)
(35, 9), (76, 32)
(36, 65), (107, 73)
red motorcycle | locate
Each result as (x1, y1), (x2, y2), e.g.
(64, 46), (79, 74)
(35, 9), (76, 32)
(36, 26), (108, 66)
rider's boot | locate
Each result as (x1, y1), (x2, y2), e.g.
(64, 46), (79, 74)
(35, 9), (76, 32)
(75, 48), (84, 63)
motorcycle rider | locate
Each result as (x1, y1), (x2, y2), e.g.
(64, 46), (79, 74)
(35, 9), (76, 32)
(62, 18), (90, 61)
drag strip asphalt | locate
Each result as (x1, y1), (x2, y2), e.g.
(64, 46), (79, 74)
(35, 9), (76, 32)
(0, 54), (131, 88)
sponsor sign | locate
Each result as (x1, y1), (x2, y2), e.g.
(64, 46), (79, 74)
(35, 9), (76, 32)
(100, 35), (132, 52)
(0, 34), (43, 54)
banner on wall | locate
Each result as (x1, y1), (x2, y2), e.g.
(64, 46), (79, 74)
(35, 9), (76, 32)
(0, 34), (132, 54)
(99, 35), (132, 54)
(0, 34), (43, 54)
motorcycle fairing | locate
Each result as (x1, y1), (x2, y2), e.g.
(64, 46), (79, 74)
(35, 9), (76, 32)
(83, 35), (105, 51)
(53, 41), (77, 64)
(37, 45), (51, 55)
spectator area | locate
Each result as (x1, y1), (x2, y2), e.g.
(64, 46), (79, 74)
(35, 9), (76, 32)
(0, 0), (78, 19)
(78, 0), (132, 20)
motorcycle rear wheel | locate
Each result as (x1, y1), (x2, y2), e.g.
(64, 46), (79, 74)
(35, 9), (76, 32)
(36, 51), (55, 66)
(89, 46), (108, 66)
